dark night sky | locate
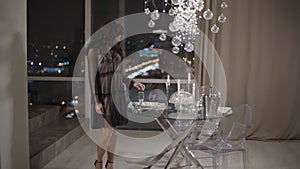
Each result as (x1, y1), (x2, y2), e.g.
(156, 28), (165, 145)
(27, 0), (84, 44)
(27, 0), (168, 76)
(27, 0), (84, 77)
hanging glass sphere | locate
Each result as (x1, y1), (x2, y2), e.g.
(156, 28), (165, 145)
(174, 15), (184, 25)
(148, 20), (155, 28)
(221, 2), (228, 9)
(203, 9), (214, 20)
(172, 36), (182, 47)
(169, 22), (178, 32)
(182, 10), (193, 19)
(184, 42), (194, 52)
(211, 24), (220, 33)
(195, 0), (205, 11)
(159, 33), (167, 41)
(172, 46), (180, 54)
(169, 8), (176, 16)
(151, 10), (160, 20)
(218, 13), (227, 23)
(144, 8), (150, 15)
(179, 25), (185, 32)
(171, 0), (182, 6)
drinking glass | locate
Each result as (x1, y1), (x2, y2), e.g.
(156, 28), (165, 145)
(138, 91), (144, 104)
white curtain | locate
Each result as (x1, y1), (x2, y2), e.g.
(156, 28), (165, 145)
(214, 0), (300, 140)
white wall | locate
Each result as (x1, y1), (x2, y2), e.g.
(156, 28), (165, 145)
(0, 0), (30, 168)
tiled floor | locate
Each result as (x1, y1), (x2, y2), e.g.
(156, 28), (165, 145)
(42, 131), (300, 169)
(30, 117), (81, 158)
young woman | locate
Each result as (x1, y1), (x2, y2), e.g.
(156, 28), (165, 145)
(87, 21), (145, 169)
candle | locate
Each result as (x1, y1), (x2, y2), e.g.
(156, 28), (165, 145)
(192, 83), (195, 99)
(187, 73), (191, 93)
(167, 75), (170, 83)
(177, 79), (180, 93)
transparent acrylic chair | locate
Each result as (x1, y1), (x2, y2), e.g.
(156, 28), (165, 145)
(191, 104), (252, 169)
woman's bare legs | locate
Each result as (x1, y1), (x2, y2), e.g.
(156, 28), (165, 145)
(96, 119), (116, 169)
(95, 146), (104, 169)
(106, 129), (116, 169)
(95, 127), (111, 169)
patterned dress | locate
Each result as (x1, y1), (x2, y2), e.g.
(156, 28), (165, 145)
(95, 48), (128, 127)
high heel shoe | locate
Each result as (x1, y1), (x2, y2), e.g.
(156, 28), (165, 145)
(94, 160), (102, 168)
(105, 160), (113, 169)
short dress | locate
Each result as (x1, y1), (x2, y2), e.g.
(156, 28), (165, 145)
(95, 49), (128, 127)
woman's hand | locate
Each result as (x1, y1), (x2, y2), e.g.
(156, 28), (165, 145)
(95, 102), (104, 115)
(133, 82), (145, 91)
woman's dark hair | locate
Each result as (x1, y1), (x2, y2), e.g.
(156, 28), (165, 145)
(87, 21), (123, 55)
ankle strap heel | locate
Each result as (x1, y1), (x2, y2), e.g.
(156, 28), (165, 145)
(94, 160), (102, 166)
(105, 160), (113, 168)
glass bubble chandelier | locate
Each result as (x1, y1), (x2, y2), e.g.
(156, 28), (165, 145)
(144, 0), (228, 54)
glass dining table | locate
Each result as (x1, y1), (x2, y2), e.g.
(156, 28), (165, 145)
(128, 101), (232, 169)
(128, 102), (205, 169)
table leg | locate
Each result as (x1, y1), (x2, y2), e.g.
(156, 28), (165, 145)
(143, 140), (181, 169)
(165, 137), (204, 169)
(165, 142), (182, 169)
(145, 118), (204, 169)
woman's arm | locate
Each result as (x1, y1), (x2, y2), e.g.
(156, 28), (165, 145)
(87, 48), (98, 103)
(87, 48), (104, 115)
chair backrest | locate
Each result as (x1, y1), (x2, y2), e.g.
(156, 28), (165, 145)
(225, 122), (249, 142)
(223, 104), (252, 144)
(231, 104), (252, 127)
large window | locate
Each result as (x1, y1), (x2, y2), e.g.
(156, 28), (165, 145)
(27, 1), (85, 166)
(27, 0), (84, 106)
